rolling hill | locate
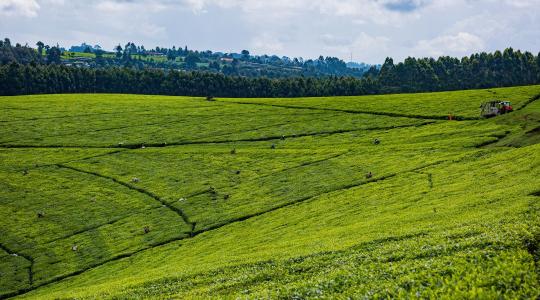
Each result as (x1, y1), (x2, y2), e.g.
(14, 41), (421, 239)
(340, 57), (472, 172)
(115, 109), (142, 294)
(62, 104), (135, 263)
(1, 85), (539, 299)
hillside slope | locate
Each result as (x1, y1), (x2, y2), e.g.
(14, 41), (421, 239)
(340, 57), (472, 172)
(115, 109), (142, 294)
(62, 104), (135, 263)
(0, 86), (539, 299)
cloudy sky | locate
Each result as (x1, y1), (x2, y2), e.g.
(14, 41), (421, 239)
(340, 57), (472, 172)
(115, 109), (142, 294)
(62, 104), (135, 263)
(0, 0), (539, 63)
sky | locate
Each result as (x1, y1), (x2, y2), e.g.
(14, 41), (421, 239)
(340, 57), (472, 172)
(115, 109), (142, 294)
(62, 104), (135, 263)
(0, 0), (539, 64)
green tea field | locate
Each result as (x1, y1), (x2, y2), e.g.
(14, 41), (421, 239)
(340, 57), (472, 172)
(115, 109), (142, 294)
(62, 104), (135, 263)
(1, 85), (539, 299)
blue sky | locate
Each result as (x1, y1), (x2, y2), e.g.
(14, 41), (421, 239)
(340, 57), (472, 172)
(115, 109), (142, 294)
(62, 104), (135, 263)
(0, 0), (539, 63)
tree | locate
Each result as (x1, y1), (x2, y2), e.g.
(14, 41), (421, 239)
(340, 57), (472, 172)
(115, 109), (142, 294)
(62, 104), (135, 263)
(127, 42), (137, 54)
(115, 45), (123, 58)
(363, 66), (380, 78)
(95, 49), (105, 66)
(378, 57), (396, 91)
(209, 61), (220, 71)
(241, 50), (250, 60)
(36, 41), (45, 56)
(167, 50), (177, 61)
(140, 45), (147, 57)
(184, 52), (200, 69)
(46, 46), (61, 64)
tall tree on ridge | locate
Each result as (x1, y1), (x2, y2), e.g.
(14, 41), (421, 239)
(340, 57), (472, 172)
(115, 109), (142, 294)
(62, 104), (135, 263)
(36, 41), (45, 57)
(115, 45), (123, 58)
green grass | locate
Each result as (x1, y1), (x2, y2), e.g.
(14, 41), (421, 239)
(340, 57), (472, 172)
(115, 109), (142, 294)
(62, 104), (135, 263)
(0, 94), (423, 147)
(61, 52), (175, 63)
(0, 85), (539, 299)
(220, 85), (540, 119)
(61, 52), (96, 59)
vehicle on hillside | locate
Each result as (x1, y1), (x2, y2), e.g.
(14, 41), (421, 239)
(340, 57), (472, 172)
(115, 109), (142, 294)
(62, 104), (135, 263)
(480, 100), (513, 118)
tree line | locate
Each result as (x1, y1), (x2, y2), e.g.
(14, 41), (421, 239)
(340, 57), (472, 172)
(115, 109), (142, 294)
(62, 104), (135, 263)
(0, 38), (539, 97)
(0, 63), (379, 97)
(376, 48), (540, 92)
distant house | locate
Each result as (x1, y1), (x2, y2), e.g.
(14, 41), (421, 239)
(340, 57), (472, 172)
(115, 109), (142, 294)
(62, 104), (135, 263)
(65, 61), (90, 67)
(220, 57), (234, 63)
(147, 51), (165, 56)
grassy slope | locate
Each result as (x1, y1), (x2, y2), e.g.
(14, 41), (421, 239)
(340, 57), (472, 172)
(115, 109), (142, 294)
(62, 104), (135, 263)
(0, 85), (539, 299)
(220, 85), (540, 119)
(0, 94), (422, 147)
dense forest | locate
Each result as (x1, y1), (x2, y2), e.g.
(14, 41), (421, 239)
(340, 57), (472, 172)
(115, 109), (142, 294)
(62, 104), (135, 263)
(1, 38), (539, 97)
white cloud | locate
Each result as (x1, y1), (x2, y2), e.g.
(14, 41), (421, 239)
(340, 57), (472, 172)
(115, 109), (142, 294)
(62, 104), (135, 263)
(182, 0), (207, 13)
(251, 33), (284, 53)
(42, 0), (65, 5)
(96, 1), (130, 12)
(502, 0), (540, 7)
(450, 14), (507, 40)
(2, 0), (539, 63)
(95, 0), (167, 13)
(321, 34), (352, 47)
(414, 32), (485, 57)
(321, 32), (391, 62)
(181, 0), (426, 25)
(0, 0), (40, 17)
(140, 22), (167, 39)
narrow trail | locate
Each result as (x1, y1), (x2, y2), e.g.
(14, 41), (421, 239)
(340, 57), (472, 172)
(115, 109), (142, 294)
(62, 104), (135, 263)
(0, 236), (184, 300)
(0, 108), (320, 145)
(41, 211), (149, 245)
(189, 120), (303, 143)
(474, 130), (512, 148)
(19, 150), (127, 172)
(55, 164), (195, 231)
(0, 103), (226, 124)
(0, 109), (153, 124)
(0, 145), (111, 149)
(0, 121), (435, 150)
(116, 121), (435, 148)
(254, 151), (351, 181)
(217, 99), (480, 121)
(0, 243), (34, 287)
(515, 93), (540, 111)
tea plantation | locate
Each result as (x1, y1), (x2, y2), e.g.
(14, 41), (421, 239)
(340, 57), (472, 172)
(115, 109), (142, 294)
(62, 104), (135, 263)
(0, 85), (539, 299)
